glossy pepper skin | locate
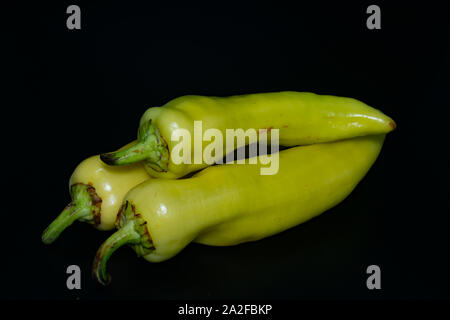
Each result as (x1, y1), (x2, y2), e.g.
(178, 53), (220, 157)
(42, 150), (149, 244)
(93, 134), (387, 285)
(100, 92), (395, 179)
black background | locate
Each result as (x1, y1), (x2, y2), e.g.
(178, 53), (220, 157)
(3, 1), (449, 301)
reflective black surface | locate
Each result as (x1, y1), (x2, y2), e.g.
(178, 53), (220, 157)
(4, 1), (449, 300)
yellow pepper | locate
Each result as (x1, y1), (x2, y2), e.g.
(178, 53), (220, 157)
(93, 134), (387, 285)
(42, 146), (149, 244)
(100, 92), (395, 178)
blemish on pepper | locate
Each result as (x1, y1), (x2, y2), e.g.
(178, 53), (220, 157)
(85, 184), (102, 226)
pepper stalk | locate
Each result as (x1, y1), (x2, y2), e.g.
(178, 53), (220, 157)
(100, 119), (169, 172)
(92, 201), (154, 285)
(41, 183), (102, 244)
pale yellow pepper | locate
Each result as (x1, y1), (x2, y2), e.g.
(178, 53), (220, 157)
(42, 144), (149, 244)
(100, 92), (395, 179)
(93, 134), (386, 285)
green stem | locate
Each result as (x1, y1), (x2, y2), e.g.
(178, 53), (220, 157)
(100, 119), (169, 172)
(100, 141), (150, 164)
(41, 183), (102, 244)
(42, 204), (89, 244)
(92, 220), (141, 286)
(92, 201), (154, 285)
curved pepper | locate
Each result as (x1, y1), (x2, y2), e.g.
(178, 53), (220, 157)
(100, 92), (395, 179)
(93, 134), (387, 285)
(42, 146), (149, 244)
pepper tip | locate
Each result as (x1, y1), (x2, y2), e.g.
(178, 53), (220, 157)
(389, 120), (397, 130)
